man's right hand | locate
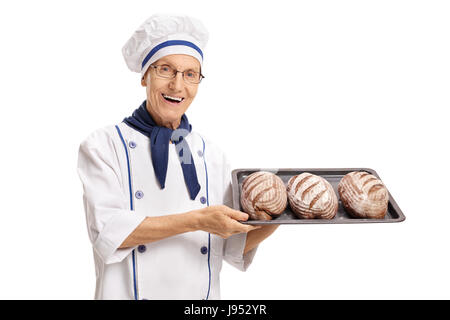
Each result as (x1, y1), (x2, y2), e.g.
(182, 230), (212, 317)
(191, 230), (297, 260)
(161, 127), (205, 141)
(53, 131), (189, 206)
(193, 205), (260, 238)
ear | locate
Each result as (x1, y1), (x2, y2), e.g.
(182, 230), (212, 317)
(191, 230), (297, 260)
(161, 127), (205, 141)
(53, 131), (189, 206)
(142, 68), (152, 87)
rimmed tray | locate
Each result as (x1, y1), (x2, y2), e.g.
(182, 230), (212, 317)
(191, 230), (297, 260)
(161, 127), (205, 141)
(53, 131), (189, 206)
(232, 168), (406, 225)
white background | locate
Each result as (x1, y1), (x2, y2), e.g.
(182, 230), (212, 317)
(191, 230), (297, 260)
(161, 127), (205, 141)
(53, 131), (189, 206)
(0, 0), (449, 299)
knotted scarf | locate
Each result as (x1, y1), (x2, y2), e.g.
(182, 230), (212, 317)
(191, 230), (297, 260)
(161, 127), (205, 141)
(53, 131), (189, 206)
(123, 100), (201, 200)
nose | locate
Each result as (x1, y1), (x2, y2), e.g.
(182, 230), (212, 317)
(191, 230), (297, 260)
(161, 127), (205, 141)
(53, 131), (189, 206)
(168, 72), (184, 91)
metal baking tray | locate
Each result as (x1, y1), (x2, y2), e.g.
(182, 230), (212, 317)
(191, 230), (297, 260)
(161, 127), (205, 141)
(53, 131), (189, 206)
(232, 168), (405, 225)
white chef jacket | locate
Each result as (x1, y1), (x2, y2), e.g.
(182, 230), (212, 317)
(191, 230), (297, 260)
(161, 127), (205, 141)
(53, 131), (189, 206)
(77, 122), (257, 300)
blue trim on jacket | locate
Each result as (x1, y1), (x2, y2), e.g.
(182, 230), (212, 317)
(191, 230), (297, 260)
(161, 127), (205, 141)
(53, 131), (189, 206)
(200, 136), (212, 300)
(115, 125), (138, 301)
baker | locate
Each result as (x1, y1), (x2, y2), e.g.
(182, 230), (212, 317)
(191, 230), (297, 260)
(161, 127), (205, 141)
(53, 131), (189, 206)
(77, 14), (279, 300)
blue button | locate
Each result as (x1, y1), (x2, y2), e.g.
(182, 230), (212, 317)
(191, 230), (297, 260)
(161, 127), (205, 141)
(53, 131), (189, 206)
(129, 141), (137, 148)
(200, 196), (206, 204)
(135, 190), (144, 199)
(200, 246), (208, 255)
(137, 245), (146, 253)
(197, 150), (203, 157)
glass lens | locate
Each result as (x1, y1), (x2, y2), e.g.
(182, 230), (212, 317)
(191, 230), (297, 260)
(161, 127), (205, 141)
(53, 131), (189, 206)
(156, 65), (175, 78)
(183, 70), (201, 83)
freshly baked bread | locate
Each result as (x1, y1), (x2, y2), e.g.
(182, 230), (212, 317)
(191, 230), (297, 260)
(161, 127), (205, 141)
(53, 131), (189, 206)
(338, 171), (389, 219)
(286, 173), (338, 219)
(240, 171), (288, 220)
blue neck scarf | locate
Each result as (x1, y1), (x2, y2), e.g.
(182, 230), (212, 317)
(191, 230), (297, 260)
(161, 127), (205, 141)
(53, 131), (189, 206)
(123, 100), (201, 200)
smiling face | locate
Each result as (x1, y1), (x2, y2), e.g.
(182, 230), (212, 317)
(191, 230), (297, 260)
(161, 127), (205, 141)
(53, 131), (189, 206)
(141, 54), (201, 129)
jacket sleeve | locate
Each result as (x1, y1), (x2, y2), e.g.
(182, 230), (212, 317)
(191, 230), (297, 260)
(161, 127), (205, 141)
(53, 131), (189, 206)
(77, 129), (147, 264)
(221, 153), (258, 271)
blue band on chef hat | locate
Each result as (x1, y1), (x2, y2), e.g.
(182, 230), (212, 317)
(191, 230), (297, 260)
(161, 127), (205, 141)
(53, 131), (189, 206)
(141, 40), (204, 70)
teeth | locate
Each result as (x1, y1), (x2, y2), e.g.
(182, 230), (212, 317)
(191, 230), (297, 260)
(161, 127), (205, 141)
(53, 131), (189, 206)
(163, 94), (183, 102)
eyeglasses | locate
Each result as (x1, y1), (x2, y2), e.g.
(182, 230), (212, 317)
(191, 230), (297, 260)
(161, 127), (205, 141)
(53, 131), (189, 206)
(149, 64), (205, 84)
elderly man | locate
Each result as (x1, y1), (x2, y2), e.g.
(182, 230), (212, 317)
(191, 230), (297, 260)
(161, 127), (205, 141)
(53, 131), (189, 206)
(77, 14), (278, 300)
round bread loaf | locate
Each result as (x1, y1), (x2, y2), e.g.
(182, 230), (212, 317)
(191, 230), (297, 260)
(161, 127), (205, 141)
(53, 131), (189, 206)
(337, 171), (389, 219)
(286, 173), (338, 219)
(240, 171), (287, 220)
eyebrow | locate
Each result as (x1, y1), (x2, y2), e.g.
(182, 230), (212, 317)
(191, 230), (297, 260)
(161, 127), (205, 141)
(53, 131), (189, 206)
(157, 60), (200, 72)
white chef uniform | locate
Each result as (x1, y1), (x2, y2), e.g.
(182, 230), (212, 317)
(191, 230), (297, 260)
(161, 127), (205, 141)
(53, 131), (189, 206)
(77, 122), (257, 300)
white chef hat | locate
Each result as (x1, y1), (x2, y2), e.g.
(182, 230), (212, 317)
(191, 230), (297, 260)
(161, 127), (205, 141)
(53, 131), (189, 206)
(122, 14), (209, 77)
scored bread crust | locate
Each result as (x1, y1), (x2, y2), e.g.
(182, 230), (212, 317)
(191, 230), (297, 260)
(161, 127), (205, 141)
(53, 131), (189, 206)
(240, 171), (288, 220)
(338, 171), (389, 219)
(286, 173), (338, 219)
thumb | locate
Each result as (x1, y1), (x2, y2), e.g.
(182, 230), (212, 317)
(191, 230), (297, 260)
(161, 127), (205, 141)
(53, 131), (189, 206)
(229, 219), (261, 233)
(224, 208), (249, 222)
(244, 224), (261, 232)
